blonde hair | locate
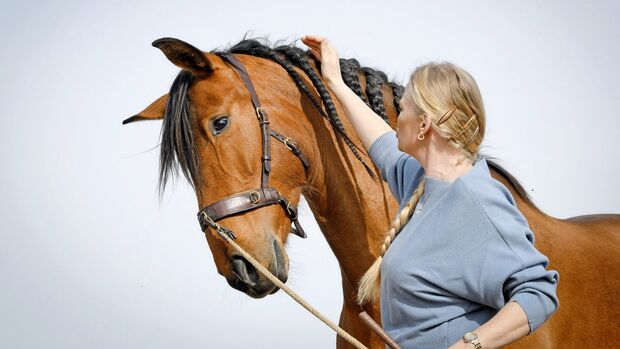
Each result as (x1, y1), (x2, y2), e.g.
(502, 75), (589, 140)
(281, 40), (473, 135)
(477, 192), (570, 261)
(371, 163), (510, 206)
(356, 62), (486, 305)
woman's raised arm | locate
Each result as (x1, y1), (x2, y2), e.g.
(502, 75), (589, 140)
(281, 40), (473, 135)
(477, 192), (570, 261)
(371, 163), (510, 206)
(301, 35), (392, 150)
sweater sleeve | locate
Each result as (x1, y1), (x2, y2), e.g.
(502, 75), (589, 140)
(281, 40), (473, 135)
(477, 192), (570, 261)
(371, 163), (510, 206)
(453, 182), (560, 334)
(367, 130), (423, 203)
(493, 199), (560, 334)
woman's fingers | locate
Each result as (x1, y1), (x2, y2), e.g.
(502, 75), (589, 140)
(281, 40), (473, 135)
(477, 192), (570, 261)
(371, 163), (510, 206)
(302, 35), (337, 61)
(302, 34), (344, 87)
(301, 35), (325, 50)
(302, 35), (325, 61)
(308, 49), (321, 61)
(302, 34), (325, 45)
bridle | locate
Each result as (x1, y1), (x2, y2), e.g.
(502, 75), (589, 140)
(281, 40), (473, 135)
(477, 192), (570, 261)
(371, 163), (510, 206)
(197, 53), (310, 241)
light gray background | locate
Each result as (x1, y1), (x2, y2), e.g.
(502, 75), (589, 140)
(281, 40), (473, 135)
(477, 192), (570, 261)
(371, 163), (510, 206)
(1, 1), (618, 348)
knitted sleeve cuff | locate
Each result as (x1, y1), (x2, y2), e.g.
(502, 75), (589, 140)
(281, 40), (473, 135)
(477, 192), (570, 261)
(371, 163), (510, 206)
(510, 291), (558, 334)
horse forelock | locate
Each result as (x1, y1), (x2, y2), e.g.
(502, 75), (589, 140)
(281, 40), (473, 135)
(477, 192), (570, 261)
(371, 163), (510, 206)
(158, 69), (200, 197)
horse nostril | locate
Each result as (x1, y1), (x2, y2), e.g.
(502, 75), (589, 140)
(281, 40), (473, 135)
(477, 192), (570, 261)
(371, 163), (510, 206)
(230, 256), (259, 286)
(272, 240), (288, 284)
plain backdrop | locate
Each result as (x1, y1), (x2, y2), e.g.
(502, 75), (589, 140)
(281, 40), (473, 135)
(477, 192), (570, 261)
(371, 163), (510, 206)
(1, 1), (618, 348)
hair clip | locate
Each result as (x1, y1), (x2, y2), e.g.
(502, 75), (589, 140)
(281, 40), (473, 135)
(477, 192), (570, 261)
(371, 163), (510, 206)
(436, 105), (457, 125)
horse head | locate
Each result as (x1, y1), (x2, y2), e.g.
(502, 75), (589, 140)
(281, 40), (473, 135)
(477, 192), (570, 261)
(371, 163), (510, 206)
(124, 37), (316, 298)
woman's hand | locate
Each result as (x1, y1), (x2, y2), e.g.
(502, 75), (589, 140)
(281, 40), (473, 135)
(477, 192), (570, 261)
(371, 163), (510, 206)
(301, 35), (392, 149)
(301, 35), (344, 88)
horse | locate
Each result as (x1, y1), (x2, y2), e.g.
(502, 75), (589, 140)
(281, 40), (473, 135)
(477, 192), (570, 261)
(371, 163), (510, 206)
(124, 37), (620, 348)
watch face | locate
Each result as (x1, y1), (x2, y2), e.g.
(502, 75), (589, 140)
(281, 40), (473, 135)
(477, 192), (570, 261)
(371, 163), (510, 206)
(464, 332), (477, 342)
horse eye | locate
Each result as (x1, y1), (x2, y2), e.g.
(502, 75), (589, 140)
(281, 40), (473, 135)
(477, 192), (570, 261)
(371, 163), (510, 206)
(211, 116), (230, 135)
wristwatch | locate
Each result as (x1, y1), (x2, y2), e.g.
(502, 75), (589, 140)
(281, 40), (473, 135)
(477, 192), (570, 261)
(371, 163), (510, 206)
(463, 332), (482, 349)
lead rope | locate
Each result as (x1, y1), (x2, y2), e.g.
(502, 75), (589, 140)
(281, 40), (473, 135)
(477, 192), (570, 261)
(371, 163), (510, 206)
(212, 228), (370, 349)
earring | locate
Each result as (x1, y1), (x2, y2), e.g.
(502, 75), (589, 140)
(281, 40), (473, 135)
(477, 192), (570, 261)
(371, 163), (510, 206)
(417, 132), (425, 141)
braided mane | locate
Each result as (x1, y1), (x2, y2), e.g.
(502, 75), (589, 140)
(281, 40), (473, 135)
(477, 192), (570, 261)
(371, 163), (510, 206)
(219, 37), (405, 178)
(158, 36), (541, 214)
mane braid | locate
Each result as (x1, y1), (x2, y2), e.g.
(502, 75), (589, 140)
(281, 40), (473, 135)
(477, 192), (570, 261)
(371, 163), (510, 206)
(389, 82), (404, 114)
(340, 58), (369, 105)
(222, 39), (377, 177)
(225, 41), (324, 116)
(158, 70), (200, 196)
(362, 67), (389, 122)
(272, 45), (375, 177)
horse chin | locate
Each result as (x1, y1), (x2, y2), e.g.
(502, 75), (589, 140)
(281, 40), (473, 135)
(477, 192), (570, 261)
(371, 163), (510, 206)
(226, 273), (287, 299)
(248, 285), (278, 299)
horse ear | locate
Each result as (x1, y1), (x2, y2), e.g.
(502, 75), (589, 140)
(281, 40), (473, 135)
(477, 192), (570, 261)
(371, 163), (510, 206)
(122, 93), (168, 124)
(151, 37), (214, 76)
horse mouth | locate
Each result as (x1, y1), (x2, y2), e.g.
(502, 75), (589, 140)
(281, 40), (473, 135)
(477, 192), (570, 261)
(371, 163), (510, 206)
(226, 239), (288, 298)
(227, 268), (286, 299)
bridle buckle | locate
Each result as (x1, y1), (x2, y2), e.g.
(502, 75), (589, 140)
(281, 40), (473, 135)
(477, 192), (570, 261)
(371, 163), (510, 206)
(200, 211), (221, 230)
(255, 107), (265, 119)
(248, 190), (261, 204)
(283, 138), (295, 151)
(286, 202), (297, 219)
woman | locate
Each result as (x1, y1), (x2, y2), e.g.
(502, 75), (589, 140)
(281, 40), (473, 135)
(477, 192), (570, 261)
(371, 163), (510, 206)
(301, 35), (559, 349)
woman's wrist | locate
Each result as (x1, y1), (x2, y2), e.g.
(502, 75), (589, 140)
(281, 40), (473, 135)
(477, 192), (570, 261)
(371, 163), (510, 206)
(325, 78), (347, 95)
(325, 77), (345, 91)
(448, 340), (475, 349)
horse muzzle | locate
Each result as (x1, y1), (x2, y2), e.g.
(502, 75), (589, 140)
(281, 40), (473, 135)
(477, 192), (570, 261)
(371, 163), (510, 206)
(226, 239), (288, 298)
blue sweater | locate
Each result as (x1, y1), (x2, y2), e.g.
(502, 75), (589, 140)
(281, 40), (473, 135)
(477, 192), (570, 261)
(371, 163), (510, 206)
(368, 130), (559, 349)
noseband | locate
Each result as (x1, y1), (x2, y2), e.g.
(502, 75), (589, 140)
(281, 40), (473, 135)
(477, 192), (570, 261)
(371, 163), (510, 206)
(197, 53), (310, 240)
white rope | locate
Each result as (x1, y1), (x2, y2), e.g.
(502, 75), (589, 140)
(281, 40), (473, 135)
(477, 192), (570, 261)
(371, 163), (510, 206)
(214, 228), (369, 349)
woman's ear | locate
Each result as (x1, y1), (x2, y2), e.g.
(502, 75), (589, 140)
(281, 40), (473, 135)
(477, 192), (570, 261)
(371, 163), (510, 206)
(420, 114), (430, 129)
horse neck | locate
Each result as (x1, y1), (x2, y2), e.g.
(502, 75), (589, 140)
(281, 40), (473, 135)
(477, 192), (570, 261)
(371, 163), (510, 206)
(299, 99), (398, 287)
(248, 54), (399, 288)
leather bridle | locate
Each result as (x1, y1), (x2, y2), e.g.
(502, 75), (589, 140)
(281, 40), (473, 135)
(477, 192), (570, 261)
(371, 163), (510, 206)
(197, 53), (310, 241)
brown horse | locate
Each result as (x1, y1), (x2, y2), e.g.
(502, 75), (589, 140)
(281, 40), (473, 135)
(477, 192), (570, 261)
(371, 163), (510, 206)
(124, 37), (620, 348)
